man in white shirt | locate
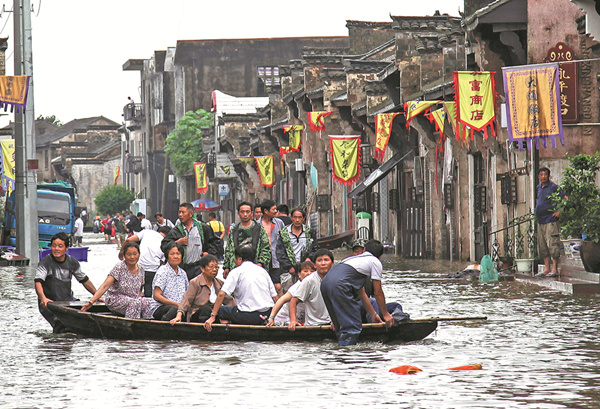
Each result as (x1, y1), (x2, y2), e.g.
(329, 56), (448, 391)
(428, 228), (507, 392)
(73, 215), (84, 247)
(288, 248), (333, 330)
(153, 213), (174, 231)
(204, 244), (278, 330)
(321, 240), (394, 346)
(123, 225), (171, 297)
(140, 213), (153, 230)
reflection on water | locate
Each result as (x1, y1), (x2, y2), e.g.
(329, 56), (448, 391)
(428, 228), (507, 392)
(1, 233), (600, 408)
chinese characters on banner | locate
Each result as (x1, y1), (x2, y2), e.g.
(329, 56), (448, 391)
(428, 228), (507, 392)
(255, 156), (275, 187)
(194, 162), (208, 194)
(0, 76), (30, 112)
(502, 63), (564, 150)
(547, 42), (578, 124)
(404, 101), (440, 130)
(374, 113), (399, 161)
(329, 135), (361, 185)
(307, 111), (332, 132)
(453, 71), (497, 140)
(282, 125), (304, 151)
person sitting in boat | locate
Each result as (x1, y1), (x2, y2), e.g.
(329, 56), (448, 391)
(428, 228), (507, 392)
(266, 260), (314, 327)
(81, 241), (153, 319)
(150, 241), (189, 321)
(35, 232), (100, 333)
(276, 208), (319, 294)
(287, 249), (334, 331)
(320, 239), (394, 346)
(204, 244), (278, 331)
(170, 254), (235, 325)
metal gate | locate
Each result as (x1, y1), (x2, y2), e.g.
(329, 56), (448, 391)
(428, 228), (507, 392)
(473, 153), (487, 261)
(399, 171), (425, 258)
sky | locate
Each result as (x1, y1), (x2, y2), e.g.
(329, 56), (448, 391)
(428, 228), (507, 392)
(0, 0), (463, 127)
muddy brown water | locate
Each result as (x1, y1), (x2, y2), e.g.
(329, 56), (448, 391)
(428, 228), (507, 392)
(1, 233), (599, 408)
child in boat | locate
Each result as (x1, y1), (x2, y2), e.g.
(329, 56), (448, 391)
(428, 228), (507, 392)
(266, 260), (315, 327)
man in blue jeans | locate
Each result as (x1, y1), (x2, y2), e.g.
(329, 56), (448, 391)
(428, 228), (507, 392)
(535, 167), (562, 278)
(204, 245), (278, 331)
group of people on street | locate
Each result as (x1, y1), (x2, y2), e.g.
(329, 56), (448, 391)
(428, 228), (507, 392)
(36, 199), (399, 346)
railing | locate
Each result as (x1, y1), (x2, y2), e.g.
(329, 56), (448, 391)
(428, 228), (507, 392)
(124, 155), (146, 174)
(123, 103), (144, 121)
(488, 212), (537, 262)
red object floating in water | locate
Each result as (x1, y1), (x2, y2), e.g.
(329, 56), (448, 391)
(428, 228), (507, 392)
(446, 364), (483, 371)
(389, 365), (423, 375)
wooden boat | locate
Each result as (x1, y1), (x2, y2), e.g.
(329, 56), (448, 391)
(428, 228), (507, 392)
(47, 302), (437, 343)
(317, 230), (356, 250)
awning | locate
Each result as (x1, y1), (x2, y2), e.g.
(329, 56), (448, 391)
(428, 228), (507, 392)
(348, 150), (413, 199)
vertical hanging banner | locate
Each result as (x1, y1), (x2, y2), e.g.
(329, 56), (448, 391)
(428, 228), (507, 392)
(374, 113), (399, 161)
(194, 162), (208, 194)
(329, 135), (361, 185)
(255, 155), (275, 187)
(113, 166), (120, 185)
(307, 111), (332, 132)
(282, 125), (304, 151)
(453, 71), (497, 140)
(547, 42), (577, 124)
(0, 76), (30, 113)
(404, 101), (440, 130)
(0, 139), (15, 193)
(502, 63), (564, 150)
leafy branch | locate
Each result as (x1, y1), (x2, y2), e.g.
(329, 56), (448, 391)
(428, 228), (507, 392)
(165, 109), (213, 177)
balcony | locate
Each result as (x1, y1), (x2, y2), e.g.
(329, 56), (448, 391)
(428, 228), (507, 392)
(123, 103), (145, 121)
(124, 155), (146, 174)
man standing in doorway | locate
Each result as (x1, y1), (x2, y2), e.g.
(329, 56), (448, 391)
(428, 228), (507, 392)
(162, 203), (219, 280)
(259, 199), (285, 296)
(223, 202), (271, 279)
(535, 167), (562, 278)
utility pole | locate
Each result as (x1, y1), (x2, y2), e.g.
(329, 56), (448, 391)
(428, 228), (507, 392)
(14, 0), (38, 264)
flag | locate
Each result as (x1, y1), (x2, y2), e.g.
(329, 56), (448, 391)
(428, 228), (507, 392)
(307, 111), (332, 132)
(113, 166), (120, 185)
(453, 71), (497, 140)
(374, 113), (399, 162)
(310, 159), (318, 191)
(404, 101), (440, 129)
(329, 135), (361, 185)
(237, 156), (254, 165)
(282, 125), (304, 151)
(502, 63), (564, 150)
(218, 165), (231, 176)
(194, 162), (208, 194)
(279, 147), (292, 156)
(0, 139), (15, 193)
(426, 108), (446, 141)
(443, 101), (468, 145)
(0, 76), (30, 113)
(255, 156), (275, 187)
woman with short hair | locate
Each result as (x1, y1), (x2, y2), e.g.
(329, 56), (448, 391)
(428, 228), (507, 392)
(151, 241), (189, 321)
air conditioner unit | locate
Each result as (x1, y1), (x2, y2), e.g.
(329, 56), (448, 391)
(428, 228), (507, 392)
(295, 158), (304, 172)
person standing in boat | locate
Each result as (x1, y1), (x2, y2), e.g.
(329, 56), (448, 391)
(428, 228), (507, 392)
(35, 232), (99, 333)
(161, 203), (219, 281)
(223, 202), (271, 278)
(170, 254), (235, 324)
(287, 249), (334, 331)
(320, 240), (394, 346)
(253, 203), (263, 221)
(258, 199), (285, 296)
(153, 212), (174, 231)
(535, 167), (562, 278)
(276, 208), (319, 293)
(204, 245), (278, 331)
(207, 212), (225, 261)
(81, 242), (153, 319)
(151, 242), (189, 321)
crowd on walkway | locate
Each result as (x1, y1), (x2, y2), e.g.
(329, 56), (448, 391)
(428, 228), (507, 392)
(35, 200), (407, 346)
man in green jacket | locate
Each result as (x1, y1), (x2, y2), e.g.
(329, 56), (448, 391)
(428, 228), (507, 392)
(161, 203), (219, 280)
(223, 201), (271, 278)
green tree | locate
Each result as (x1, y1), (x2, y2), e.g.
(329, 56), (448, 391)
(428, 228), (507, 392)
(94, 185), (135, 215)
(165, 109), (213, 177)
(36, 114), (62, 126)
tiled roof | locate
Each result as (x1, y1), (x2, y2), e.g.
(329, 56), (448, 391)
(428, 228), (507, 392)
(36, 116), (120, 148)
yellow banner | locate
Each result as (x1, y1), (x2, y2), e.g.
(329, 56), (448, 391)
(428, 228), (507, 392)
(0, 76), (30, 112)
(453, 71), (497, 139)
(237, 156), (254, 165)
(194, 162), (208, 194)
(0, 139), (15, 193)
(113, 166), (120, 185)
(282, 125), (304, 151)
(427, 108), (445, 141)
(307, 111), (332, 132)
(330, 135), (361, 185)
(374, 113), (399, 162)
(255, 156), (275, 187)
(404, 101), (440, 129)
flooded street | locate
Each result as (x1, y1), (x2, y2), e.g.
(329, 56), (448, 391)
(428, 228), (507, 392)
(1, 233), (600, 408)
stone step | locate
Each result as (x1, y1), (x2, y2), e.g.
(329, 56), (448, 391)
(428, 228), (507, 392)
(516, 272), (600, 295)
(535, 263), (600, 284)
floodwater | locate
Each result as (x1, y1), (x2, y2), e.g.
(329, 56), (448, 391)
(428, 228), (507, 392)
(1, 233), (600, 408)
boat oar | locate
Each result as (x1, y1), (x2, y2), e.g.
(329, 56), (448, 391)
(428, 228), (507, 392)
(411, 316), (487, 322)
